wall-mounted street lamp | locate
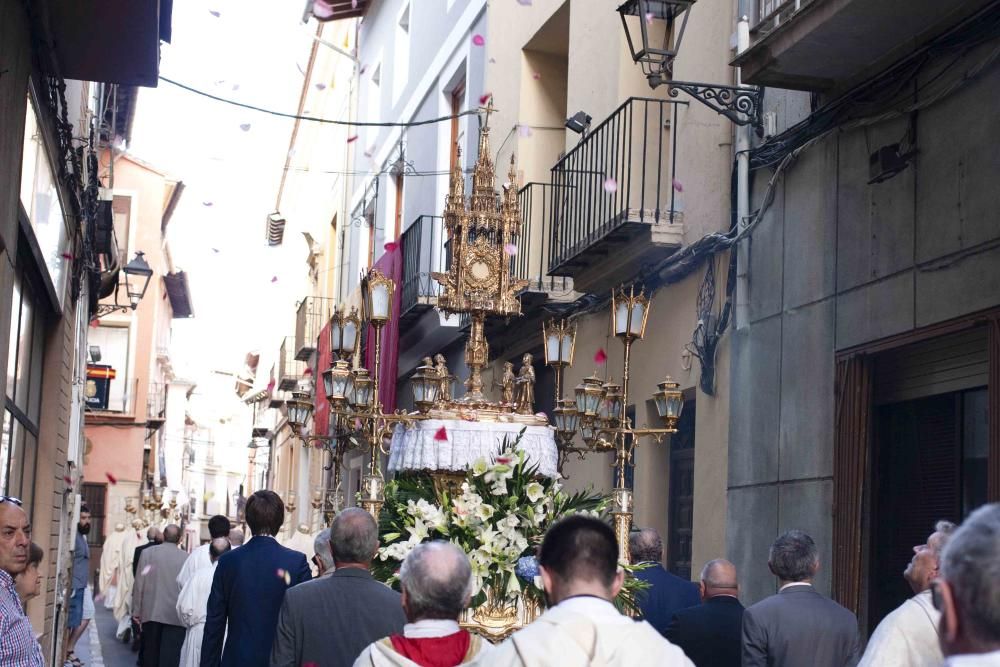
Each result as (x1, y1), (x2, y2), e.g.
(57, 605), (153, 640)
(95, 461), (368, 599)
(617, 0), (761, 128)
(95, 251), (154, 317)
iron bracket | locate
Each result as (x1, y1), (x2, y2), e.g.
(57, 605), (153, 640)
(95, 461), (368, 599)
(666, 80), (762, 129)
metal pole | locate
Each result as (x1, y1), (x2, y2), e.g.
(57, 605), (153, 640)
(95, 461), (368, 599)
(735, 16), (752, 330)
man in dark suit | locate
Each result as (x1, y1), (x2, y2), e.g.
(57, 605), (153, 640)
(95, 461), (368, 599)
(201, 490), (311, 667)
(742, 530), (861, 667)
(270, 507), (405, 667)
(132, 526), (163, 577)
(132, 524), (189, 667)
(665, 559), (744, 666)
(629, 528), (700, 636)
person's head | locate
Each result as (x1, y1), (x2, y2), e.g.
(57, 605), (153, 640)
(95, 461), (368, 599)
(628, 528), (663, 565)
(699, 559), (739, 601)
(904, 520), (956, 594)
(245, 490), (284, 537)
(208, 515), (231, 540)
(768, 530), (819, 584)
(209, 537), (231, 563)
(14, 542), (44, 602)
(538, 515), (622, 605)
(146, 526), (161, 543)
(78, 505), (91, 535)
(228, 528), (245, 546)
(0, 498), (31, 576)
(313, 528), (334, 575)
(162, 524), (182, 544)
(400, 541), (472, 623)
(937, 504), (1000, 657)
(330, 508), (378, 567)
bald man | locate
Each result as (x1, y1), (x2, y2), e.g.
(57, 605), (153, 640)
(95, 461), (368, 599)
(665, 559), (745, 667)
(134, 524), (189, 666)
(0, 498), (43, 666)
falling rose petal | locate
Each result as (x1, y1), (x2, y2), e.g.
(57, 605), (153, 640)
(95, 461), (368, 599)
(271, 276), (278, 283)
(239, 123), (251, 132)
(672, 178), (684, 193)
(61, 252), (74, 260)
(364, 145), (376, 158)
(352, 0), (359, 8)
(434, 426), (448, 442)
(354, 418), (362, 430)
(504, 243), (518, 256)
(603, 177), (618, 194)
(202, 201), (213, 207)
(232, 83), (240, 91)
(478, 93), (492, 106)
(94, 593), (104, 603)
(312, 0), (335, 19)
(645, 12), (654, 25)
(315, 82), (327, 91)
(346, 135), (359, 143)
(63, 476), (73, 486)
(89, 319), (100, 328)
(518, 125), (532, 138)
(141, 565), (153, 576)
(162, 290), (168, 300)
(594, 348), (608, 364)
(211, 248), (220, 254)
(472, 34), (485, 47)
(517, 0), (532, 4)
(277, 568), (291, 585)
(209, 10), (221, 17)
(303, 368), (313, 376)
(267, 379), (276, 392)
(384, 241), (399, 252)
(105, 472), (118, 485)
(359, 64), (367, 75)
(489, 58), (497, 64)
(532, 72), (541, 80)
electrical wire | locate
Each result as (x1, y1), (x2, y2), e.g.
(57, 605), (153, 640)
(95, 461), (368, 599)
(159, 76), (482, 128)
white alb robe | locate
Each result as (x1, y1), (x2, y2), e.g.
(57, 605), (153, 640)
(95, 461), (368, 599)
(859, 589), (942, 667)
(946, 650), (1000, 666)
(353, 619), (494, 667)
(282, 527), (319, 577)
(113, 528), (143, 623)
(99, 526), (127, 609)
(176, 543), (211, 589)
(483, 597), (694, 667)
(176, 562), (217, 667)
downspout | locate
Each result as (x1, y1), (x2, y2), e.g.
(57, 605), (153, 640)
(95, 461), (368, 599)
(734, 15), (751, 330)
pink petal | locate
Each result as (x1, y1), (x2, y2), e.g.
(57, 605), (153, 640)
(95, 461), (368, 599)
(347, 135), (359, 143)
(472, 34), (485, 47)
(532, 72), (541, 80)
(89, 319), (100, 328)
(594, 348), (607, 364)
(239, 123), (251, 132)
(645, 12), (654, 25)
(315, 83), (327, 91)
(352, 0), (359, 8)
(61, 252), (74, 260)
(478, 93), (492, 106)
(105, 472), (118, 485)
(672, 178), (684, 193)
(603, 177), (618, 194)
(63, 476), (73, 486)
(312, 0), (335, 19)
(518, 125), (532, 138)
(202, 201), (213, 207)
(141, 565), (152, 576)
(384, 241), (399, 252)
(434, 426), (448, 442)
(303, 368), (313, 376)
(504, 243), (518, 256)
(209, 10), (221, 17)
(267, 379), (276, 392)
(271, 276), (278, 283)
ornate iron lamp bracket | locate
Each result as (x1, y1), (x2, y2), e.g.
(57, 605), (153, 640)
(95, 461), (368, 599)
(667, 81), (762, 129)
(94, 303), (134, 317)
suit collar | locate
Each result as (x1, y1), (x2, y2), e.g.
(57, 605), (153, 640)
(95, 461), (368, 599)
(706, 595), (743, 606)
(330, 567), (373, 579)
(779, 583), (816, 594)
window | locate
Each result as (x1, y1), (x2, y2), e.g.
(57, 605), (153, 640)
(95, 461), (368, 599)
(2, 263), (46, 511)
(668, 398), (696, 579)
(112, 195), (131, 257)
(81, 483), (107, 548)
(86, 325), (131, 413)
(449, 80), (466, 174)
(366, 63), (382, 146)
(393, 173), (405, 241)
(393, 4), (411, 103)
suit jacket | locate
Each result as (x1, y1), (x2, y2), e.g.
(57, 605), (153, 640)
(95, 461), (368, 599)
(742, 584), (861, 667)
(633, 563), (701, 636)
(132, 540), (158, 578)
(201, 534), (312, 667)
(664, 595), (744, 667)
(270, 567), (405, 667)
(132, 543), (189, 626)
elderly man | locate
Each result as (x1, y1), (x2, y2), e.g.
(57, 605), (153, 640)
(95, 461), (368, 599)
(313, 528), (334, 577)
(228, 528), (245, 548)
(177, 537), (231, 667)
(354, 541), (492, 667)
(860, 520), (956, 666)
(630, 528), (699, 636)
(0, 497), (43, 666)
(486, 515), (694, 667)
(936, 504), (1000, 665)
(742, 530), (860, 667)
(665, 559), (744, 666)
(133, 524), (189, 666)
(270, 508), (405, 667)
(176, 515), (230, 588)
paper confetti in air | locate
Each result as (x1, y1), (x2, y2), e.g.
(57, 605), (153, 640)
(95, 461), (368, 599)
(504, 243), (518, 256)
(603, 178), (618, 193)
(434, 426), (448, 442)
(277, 568), (291, 585)
(672, 178), (684, 193)
(478, 93), (492, 105)
(239, 123), (251, 132)
(518, 125), (532, 138)
(472, 34), (485, 46)
(141, 565), (152, 576)
(594, 348), (608, 364)
(211, 248), (220, 254)
(303, 368), (313, 376)
(105, 472), (118, 485)
(347, 135), (359, 143)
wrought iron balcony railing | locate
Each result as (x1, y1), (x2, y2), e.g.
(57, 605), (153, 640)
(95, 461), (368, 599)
(147, 382), (166, 424)
(755, 0), (812, 31)
(548, 97), (684, 276)
(277, 336), (307, 391)
(400, 215), (447, 323)
(295, 296), (335, 361)
(516, 183), (572, 294)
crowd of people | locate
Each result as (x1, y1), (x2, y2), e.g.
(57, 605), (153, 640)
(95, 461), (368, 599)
(1, 493), (1000, 667)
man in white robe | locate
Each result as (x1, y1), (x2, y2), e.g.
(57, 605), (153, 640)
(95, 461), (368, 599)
(99, 522), (127, 609)
(176, 514), (231, 589)
(114, 520), (145, 631)
(177, 537), (230, 667)
(860, 520), (957, 667)
(484, 515), (694, 667)
(282, 523), (319, 577)
(354, 541), (493, 667)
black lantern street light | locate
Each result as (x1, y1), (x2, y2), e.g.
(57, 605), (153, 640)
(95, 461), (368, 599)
(96, 251), (155, 317)
(617, 0), (762, 128)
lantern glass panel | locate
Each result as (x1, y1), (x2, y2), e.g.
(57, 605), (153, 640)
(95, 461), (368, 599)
(371, 283), (391, 320)
(553, 408), (567, 431)
(565, 407), (580, 432)
(546, 333), (561, 365)
(354, 376), (373, 407)
(666, 393), (683, 419)
(585, 388), (603, 415)
(322, 368), (335, 399)
(330, 319), (344, 353)
(560, 336), (574, 365)
(630, 301), (646, 337)
(654, 392), (668, 418)
(343, 320), (358, 352)
(574, 383), (587, 413)
(614, 300), (629, 335)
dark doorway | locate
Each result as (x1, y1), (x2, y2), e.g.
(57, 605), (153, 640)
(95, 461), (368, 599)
(668, 398), (695, 579)
(82, 482), (107, 590)
(868, 387), (987, 632)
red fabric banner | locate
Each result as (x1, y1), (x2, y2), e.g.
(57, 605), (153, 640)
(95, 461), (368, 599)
(365, 246), (403, 413)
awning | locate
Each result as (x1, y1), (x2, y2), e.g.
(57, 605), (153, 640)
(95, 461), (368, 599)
(163, 271), (194, 318)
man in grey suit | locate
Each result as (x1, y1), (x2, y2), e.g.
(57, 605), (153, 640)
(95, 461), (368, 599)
(270, 508), (406, 667)
(133, 524), (189, 667)
(742, 530), (861, 667)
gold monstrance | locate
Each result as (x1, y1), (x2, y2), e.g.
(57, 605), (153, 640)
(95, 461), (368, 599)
(433, 102), (529, 405)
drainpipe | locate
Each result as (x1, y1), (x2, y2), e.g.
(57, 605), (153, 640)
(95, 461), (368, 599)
(734, 15), (751, 330)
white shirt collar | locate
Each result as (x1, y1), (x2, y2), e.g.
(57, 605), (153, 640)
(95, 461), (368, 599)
(946, 650), (1000, 666)
(779, 582), (813, 591)
(557, 595), (633, 625)
(403, 619), (461, 638)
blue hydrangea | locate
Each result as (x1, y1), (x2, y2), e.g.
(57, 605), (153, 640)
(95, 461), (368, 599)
(516, 555), (539, 582)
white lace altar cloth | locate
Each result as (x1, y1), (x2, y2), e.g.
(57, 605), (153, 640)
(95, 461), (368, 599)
(388, 419), (560, 479)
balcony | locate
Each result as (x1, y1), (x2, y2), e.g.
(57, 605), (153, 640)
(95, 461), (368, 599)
(735, 0), (995, 91)
(548, 97), (685, 293)
(251, 405), (278, 439)
(147, 383), (166, 426)
(295, 297), (335, 361)
(400, 216), (447, 326)
(277, 337), (307, 391)
(516, 184), (574, 304)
